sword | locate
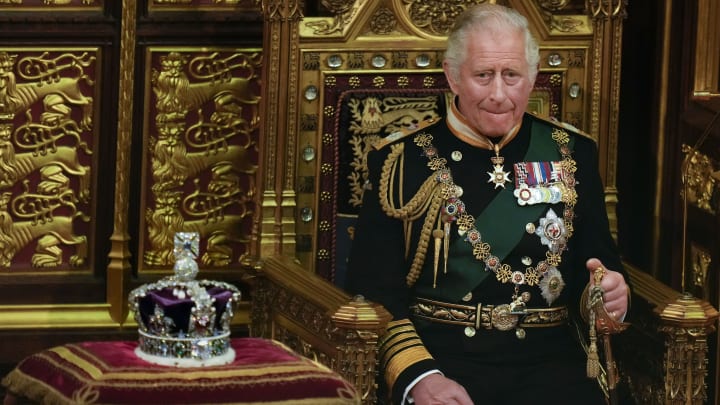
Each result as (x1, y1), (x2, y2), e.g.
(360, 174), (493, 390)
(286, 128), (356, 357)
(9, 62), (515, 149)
(586, 267), (629, 405)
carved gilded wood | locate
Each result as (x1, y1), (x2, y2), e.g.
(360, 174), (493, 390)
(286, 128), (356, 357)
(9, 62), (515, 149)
(693, 0), (720, 99)
(0, 48), (98, 271)
(0, 0), (102, 11)
(681, 145), (719, 215)
(0, 44), (114, 328)
(147, 0), (261, 12)
(257, 0), (304, 258)
(586, 0), (627, 240)
(137, 48), (260, 273)
(0, 2), (261, 331)
(247, 255), (391, 405)
(107, 0), (138, 325)
(622, 267), (720, 405)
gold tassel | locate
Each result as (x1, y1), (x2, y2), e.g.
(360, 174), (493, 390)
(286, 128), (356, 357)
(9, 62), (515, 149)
(443, 221), (450, 274)
(587, 342), (600, 377)
(586, 303), (600, 377)
(432, 229), (443, 288)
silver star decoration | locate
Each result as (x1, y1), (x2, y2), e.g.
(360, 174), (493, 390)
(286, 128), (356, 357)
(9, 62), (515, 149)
(535, 208), (567, 253)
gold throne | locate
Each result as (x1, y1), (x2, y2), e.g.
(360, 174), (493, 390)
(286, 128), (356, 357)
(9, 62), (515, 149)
(247, 1), (719, 404)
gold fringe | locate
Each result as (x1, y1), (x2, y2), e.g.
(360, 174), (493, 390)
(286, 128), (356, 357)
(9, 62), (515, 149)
(2, 369), (76, 405)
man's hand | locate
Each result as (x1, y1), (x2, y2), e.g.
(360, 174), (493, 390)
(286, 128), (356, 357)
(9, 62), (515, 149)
(410, 373), (473, 405)
(586, 258), (629, 320)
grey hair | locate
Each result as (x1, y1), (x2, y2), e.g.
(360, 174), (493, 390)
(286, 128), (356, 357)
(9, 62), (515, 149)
(444, 3), (539, 82)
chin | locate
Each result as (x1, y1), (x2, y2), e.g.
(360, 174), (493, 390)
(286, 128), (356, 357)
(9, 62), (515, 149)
(476, 116), (515, 137)
(479, 126), (512, 138)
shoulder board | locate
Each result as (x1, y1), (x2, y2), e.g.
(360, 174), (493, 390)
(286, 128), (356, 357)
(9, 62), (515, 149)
(530, 113), (596, 143)
(372, 117), (442, 150)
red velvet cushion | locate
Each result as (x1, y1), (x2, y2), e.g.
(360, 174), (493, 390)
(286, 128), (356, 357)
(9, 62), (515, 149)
(2, 338), (359, 404)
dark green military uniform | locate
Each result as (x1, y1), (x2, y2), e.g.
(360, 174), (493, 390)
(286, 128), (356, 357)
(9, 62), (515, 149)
(346, 111), (623, 404)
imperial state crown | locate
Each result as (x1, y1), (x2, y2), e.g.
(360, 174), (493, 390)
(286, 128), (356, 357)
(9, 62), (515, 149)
(128, 232), (242, 367)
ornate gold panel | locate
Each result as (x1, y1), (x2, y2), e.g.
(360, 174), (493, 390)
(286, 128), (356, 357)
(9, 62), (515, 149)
(693, 0), (720, 99)
(0, 0), (102, 11)
(147, 0), (261, 12)
(0, 48), (100, 273)
(138, 48), (261, 274)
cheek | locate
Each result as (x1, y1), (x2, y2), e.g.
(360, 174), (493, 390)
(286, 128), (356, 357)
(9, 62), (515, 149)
(508, 88), (532, 107)
(461, 82), (490, 100)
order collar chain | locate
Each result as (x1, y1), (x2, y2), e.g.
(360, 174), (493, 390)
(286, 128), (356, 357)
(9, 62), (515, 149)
(412, 127), (578, 308)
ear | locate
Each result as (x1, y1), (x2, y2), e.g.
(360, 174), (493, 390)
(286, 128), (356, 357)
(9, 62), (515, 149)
(442, 60), (460, 95)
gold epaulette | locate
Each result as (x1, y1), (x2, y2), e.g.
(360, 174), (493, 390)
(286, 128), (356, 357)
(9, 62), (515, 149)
(372, 117), (442, 150)
(531, 113), (596, 143)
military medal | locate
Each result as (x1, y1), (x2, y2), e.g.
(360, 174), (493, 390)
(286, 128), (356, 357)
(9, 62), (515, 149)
(413, 104), (579, 336)
(481, 127), (518, 189)
(513, 161), (566, 205)
(487, 151), (511, 188)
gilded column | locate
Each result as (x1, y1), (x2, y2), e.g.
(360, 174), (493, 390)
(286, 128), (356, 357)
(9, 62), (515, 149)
(107, 0), (137, 323)
(258, 0), (304, 257)
(587, 0), (627, 239)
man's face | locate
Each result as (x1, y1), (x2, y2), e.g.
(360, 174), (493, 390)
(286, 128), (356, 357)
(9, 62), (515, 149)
(444, 28), (535, 138)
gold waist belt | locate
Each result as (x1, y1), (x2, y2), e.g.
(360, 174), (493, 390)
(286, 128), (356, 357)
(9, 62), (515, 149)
(410, 297), (569, 332)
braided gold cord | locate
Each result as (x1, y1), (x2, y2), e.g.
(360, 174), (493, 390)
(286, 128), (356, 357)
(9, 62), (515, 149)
(379, 144), (439, 221)
(377, 143), (447, 287)
(406, 191), (444, 286)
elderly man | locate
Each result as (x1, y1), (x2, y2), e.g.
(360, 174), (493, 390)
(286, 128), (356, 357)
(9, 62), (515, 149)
(346, 3), (629, 405)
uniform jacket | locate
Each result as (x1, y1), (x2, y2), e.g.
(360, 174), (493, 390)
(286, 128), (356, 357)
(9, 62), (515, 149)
(346, 109), (624, 403)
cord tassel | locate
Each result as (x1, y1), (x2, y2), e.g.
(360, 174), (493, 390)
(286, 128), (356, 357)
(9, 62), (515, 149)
(432, 229), (443, 288)
(586, 308), (600, 378)
(443, 222), (450, 274)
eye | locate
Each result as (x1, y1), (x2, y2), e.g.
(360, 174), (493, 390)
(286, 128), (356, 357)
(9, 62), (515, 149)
(503, 70), (521, 84)
(475, 71), (493, 83)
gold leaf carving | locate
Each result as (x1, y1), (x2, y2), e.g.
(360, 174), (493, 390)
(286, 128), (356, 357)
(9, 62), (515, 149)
(144, 50), (261, 268)
(370, 7), (397, 35)
(345, 95), (441, 207)
(681, 144), (716, 214)
(0, 50), (95, 270)
(305, 0), (358, 35)
(403, 0), (485, 37)
(691, 243), (711, 290)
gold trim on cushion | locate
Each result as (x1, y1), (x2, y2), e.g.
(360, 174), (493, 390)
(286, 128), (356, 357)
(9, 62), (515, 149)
(2, 339), (361, 405)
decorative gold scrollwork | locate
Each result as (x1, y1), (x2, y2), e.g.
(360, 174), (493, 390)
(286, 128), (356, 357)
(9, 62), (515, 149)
(403, 0), (484, 37)
(691, 243), (711, 291)
(0, 50), (94, 270)
(681, 144), (717, 214)
(144, 50), (261, 268)
(345, 95), (441, 207)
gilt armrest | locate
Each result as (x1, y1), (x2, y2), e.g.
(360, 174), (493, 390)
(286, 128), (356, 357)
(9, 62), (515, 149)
(243, 255), (391, 404)
(619, 265), (719, 404)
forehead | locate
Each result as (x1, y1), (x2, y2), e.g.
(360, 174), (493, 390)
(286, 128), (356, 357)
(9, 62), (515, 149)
(462, 28), (527, 67)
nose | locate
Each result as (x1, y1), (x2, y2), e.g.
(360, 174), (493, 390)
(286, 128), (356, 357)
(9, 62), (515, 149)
(488, 75), (508, 102)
